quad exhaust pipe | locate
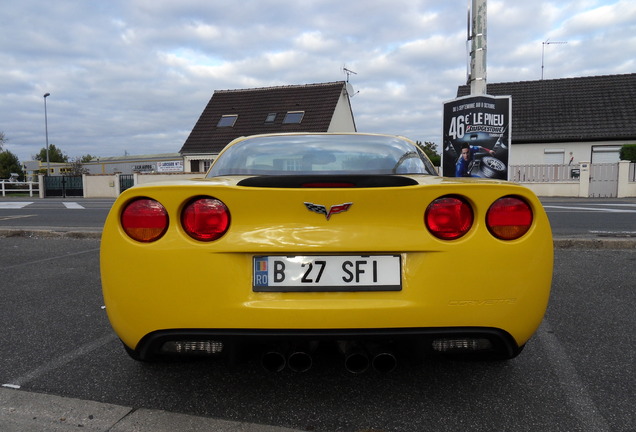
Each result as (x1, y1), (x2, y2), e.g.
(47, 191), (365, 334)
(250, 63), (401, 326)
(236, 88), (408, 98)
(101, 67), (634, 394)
(261, 342), (396, 373)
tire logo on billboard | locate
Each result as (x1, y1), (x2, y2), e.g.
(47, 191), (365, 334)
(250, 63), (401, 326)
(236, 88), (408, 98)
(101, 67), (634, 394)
(304, 202), (353, 220)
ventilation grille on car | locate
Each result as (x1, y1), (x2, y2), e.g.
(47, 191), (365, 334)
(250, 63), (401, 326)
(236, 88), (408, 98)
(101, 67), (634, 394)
(237, 175), (419, 188)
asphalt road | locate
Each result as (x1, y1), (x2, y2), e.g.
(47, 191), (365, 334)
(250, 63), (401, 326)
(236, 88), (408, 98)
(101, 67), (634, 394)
(0, 235), (634, 431)
(1, 196), (636, 238)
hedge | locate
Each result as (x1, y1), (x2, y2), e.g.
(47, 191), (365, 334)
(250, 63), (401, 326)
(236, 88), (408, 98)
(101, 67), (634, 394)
(619, 144), (636, 162)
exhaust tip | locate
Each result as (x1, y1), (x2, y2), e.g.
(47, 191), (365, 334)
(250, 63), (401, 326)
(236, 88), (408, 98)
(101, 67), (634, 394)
(261, 351), (286, 373)
(345, 352), (370, 374)
(288, 351), (312, 373)
(372, 352), (397, 373)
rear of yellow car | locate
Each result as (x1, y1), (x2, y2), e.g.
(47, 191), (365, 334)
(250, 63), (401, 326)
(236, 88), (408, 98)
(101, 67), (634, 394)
(101, 174), (553, 368)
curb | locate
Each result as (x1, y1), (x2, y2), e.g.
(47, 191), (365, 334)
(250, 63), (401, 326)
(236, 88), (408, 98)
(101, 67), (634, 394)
(553, 237), (636, 249)
(0, 229), (102, 239)
(2, 228), (636, 249)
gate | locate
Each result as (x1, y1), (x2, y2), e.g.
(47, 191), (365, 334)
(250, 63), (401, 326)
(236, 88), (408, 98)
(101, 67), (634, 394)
(119, 174), (134, 193)
(589, 163), (619, 197)
(44, 175), (83, 198)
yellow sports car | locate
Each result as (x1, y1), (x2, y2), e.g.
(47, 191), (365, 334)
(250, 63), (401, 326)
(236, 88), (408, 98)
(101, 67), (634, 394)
(101, 133), (552, 372)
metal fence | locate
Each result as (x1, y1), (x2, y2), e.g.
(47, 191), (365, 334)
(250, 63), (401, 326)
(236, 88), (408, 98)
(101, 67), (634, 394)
(119, 174), (134, 192)
(509, 164), (581, 182)
(44, 175), (83, 197)
(630, 162), (636, 182)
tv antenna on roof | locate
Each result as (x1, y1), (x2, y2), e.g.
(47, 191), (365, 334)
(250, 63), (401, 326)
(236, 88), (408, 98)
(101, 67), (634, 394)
(342, 66), (359, 97)
(541, 39), (567, 80)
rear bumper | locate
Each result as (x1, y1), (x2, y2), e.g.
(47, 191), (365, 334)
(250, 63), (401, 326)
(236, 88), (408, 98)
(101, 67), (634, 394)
(131, 326), (523, 361)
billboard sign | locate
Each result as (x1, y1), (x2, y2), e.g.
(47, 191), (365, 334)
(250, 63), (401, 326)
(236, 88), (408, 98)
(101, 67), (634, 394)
(442, 95), (511, 180)
(157, 160), (184, 173)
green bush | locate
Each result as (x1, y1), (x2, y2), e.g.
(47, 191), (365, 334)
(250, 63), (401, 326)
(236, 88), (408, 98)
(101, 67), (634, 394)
(620, 144), (636, 162)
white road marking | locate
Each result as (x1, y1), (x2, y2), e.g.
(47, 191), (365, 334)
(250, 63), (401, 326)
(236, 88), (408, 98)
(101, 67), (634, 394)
(3, 333), (117, 388)
(63, 202), (85, 209)
(538, 321), (610, 432)
(0, 202), (33, 209)
(0, 214), (36, 221)
(544, 205), (636, 213)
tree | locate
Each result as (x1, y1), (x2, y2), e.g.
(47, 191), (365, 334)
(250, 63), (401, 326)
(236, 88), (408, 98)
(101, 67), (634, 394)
(67, 157), (90, 176)
(416, 141), (441, 166)
(33, 144), (68, 163)
(80, 154), (97, 163)
(0, 150), (24, 180)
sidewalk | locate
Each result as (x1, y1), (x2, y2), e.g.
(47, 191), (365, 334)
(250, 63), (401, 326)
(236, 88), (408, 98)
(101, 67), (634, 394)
(0, 387), (302, 432)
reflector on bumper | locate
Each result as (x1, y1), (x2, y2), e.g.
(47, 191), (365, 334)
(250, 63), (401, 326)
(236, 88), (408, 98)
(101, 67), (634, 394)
(160, 340), (224, 355)
(431, 338), (493, 353)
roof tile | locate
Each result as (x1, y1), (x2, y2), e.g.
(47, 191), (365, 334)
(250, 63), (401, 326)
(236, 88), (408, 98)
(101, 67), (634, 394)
(457, 73), (636, 143)
(180, 82), (347, 154)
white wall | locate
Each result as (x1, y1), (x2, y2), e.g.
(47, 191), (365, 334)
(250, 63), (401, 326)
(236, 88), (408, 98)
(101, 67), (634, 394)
(511, 140), (633, 166)
(327, 89), (357, 132)
(83, 175), (119, 198)
(78, 166), (636, 199)
(135, 172), (204, 185)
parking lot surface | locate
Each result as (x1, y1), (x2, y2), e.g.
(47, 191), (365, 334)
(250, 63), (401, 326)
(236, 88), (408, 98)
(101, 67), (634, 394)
(0, 235), (634, 431)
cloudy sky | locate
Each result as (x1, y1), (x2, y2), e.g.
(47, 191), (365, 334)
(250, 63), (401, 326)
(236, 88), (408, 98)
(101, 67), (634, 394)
(1, 0), (634, 163)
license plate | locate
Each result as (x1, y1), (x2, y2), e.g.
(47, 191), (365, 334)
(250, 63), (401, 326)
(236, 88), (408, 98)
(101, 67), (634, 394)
(253, 255), (401, 292)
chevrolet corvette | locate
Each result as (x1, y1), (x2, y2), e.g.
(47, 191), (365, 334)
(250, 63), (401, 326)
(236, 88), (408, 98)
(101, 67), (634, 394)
(100, 133), (553, 372)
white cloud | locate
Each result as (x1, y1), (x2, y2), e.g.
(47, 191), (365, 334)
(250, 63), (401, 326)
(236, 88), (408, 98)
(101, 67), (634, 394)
(0, 0), (633, 163)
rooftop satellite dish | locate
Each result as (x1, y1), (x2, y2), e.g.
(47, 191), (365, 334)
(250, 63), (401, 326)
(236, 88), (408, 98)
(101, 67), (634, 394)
(346, 82), (355, 95)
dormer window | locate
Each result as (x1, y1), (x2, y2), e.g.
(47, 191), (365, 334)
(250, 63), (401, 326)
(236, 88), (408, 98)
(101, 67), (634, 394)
(283, 111), (304, 124)
(217, 114), (238, 127)
(265, 113), (277, 123)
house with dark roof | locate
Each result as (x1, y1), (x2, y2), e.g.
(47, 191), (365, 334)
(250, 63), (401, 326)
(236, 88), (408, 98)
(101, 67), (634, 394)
(179, 81), (356, 172)
(457, 73), (636, 165)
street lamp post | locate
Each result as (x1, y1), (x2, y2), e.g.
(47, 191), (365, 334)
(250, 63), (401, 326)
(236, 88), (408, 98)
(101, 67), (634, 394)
(43, 93), (51, 175)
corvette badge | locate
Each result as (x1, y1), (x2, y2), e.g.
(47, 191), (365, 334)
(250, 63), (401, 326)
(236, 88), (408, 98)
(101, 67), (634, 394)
(304, 202), (353, 220)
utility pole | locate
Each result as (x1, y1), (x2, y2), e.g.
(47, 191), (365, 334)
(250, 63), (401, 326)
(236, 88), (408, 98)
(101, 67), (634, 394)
(43, 93), (51, 175)
(468, 0), (487, 95)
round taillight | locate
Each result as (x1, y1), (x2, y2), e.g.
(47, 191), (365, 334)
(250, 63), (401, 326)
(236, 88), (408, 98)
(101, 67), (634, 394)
(121, 198), (168, 242)
(425, 196), (473, 240)
(181, 197), (230, 241)
(487, 196), (533, 240)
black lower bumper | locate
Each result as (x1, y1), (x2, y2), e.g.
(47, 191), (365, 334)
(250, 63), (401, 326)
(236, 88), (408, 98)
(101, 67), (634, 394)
(129, 327), (523, 362)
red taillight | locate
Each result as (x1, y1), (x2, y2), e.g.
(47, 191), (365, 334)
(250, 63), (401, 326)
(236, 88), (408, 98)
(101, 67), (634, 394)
(121, 198), (168, 242)
(487, 196), (533, 240)
(425, 196), (473, 240)
(181, 197), (230, 241)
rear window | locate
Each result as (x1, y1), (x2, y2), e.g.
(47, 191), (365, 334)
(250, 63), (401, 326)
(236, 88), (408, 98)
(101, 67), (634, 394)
(207, 134), (437, 177)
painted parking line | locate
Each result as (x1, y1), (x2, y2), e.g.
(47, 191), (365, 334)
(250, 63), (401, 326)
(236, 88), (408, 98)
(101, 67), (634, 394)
(538, 321), (610, 432)
(2, 333), (117, 389)
(0, 202), (33, 209)
(63, 202), (85, 209)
